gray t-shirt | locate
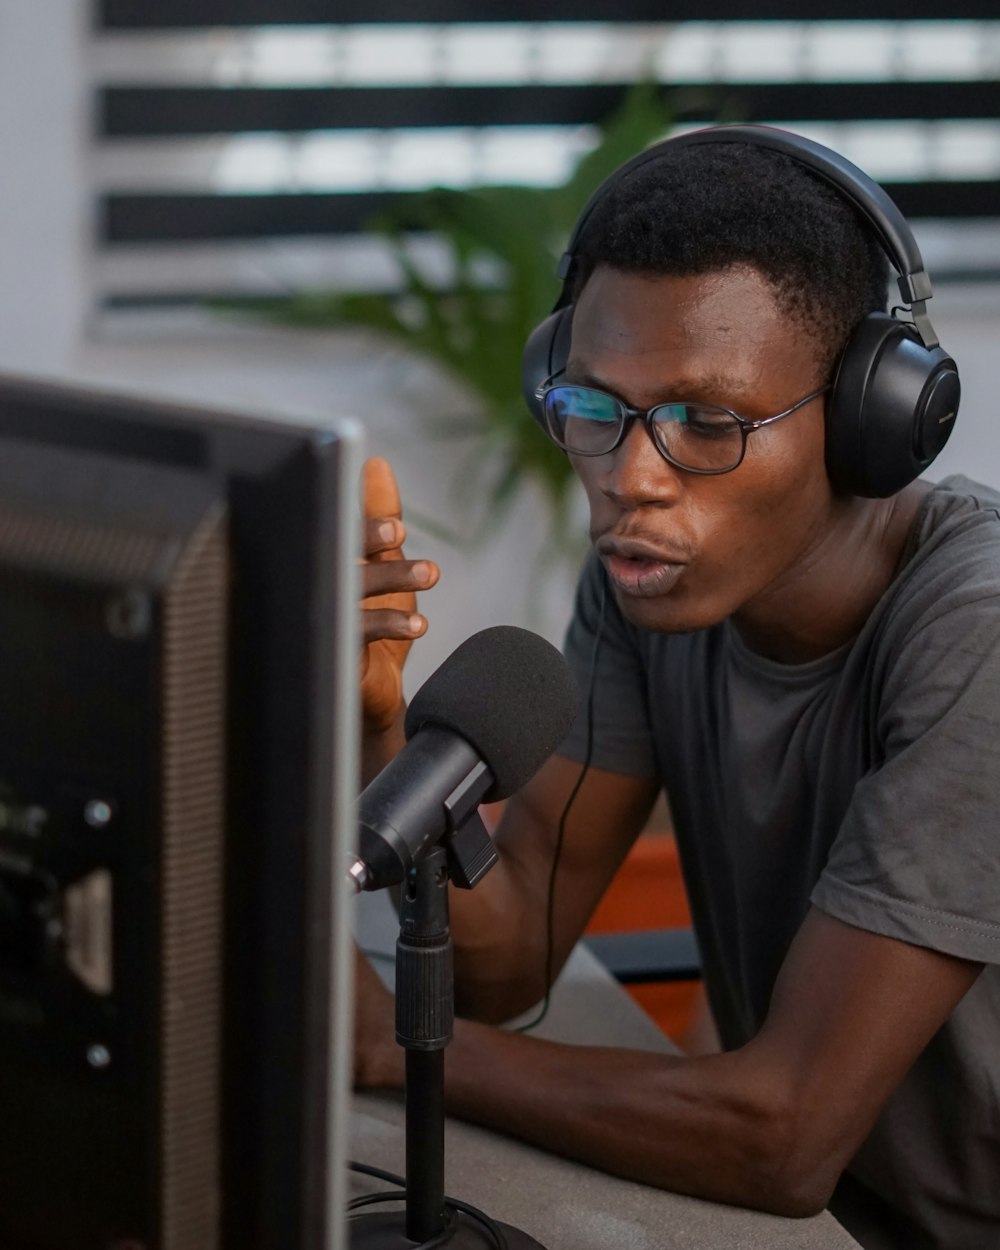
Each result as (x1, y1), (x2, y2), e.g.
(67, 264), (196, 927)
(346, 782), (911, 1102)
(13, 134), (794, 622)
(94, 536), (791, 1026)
(560, 475), (1000, 1250)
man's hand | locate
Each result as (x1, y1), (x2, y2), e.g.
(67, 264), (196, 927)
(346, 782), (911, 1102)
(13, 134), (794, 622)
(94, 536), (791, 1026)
(360, 457), (439, 737)
(352, 946), (403, 1090)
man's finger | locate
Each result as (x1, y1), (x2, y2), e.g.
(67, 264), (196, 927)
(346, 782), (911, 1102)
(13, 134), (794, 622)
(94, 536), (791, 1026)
(363, 457), (402, 522)
(361, 608), (428, 643)
(364, 515), (406, 558)
(363, 558), (438, 600)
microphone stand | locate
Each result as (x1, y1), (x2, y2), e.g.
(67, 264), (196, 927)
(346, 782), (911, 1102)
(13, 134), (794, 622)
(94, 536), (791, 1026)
(350, 803), (546, 1249)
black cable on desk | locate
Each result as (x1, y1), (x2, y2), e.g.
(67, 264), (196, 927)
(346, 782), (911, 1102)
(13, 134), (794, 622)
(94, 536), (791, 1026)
(347, 1159), (509, 1249)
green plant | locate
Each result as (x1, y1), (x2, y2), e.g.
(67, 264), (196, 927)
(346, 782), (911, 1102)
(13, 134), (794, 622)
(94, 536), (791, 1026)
(238, 83), (676, 552)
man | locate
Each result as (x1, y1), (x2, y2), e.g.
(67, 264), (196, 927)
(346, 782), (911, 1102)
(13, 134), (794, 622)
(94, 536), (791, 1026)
(354, 132), (999, 1249)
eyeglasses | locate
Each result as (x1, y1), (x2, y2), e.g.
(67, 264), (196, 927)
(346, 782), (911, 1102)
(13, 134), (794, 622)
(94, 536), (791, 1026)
(534, 374), (831, 475)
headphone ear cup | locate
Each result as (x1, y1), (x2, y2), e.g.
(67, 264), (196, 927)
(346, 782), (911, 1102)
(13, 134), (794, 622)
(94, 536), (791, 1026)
(826, 312), (961, 498)
(521, 306), (574, 430)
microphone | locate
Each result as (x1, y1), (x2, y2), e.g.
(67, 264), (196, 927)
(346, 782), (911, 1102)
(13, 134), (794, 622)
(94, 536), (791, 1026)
(349, 625), (579, 893)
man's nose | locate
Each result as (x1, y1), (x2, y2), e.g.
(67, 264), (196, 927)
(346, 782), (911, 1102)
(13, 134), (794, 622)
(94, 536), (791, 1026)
(599, 417), (683, 508)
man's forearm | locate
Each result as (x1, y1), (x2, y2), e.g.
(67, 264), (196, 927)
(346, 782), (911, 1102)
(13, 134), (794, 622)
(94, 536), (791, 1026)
(369, 1016), (841, 1219)
(447, 761), (654, 1025)
(445, 1023), (837, 1217)
(449, 858), (558, 1024)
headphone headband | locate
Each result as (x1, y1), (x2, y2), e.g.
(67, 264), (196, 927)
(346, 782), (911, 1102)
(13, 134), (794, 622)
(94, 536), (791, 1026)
(557, 124), (939, 349)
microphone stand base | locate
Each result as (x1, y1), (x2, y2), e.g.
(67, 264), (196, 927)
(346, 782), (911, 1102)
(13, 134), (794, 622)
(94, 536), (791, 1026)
(348, 1209), (547, 1248)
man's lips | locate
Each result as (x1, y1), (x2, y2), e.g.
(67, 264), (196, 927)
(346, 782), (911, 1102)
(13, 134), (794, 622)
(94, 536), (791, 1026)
(596, 537), (688, 598)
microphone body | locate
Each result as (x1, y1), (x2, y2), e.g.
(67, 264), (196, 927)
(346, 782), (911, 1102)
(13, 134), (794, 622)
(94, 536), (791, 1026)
(350, 625), (578, 894)
(356, 727), (492, 891)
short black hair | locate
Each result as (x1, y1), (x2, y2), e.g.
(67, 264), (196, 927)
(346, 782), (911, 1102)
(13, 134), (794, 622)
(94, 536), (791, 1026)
(571, 140), (891, 375)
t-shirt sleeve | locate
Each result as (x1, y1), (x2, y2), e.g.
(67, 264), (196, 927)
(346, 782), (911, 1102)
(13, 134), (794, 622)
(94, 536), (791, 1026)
(559, 552), (659, 778)
(813, 536), (1000, 965)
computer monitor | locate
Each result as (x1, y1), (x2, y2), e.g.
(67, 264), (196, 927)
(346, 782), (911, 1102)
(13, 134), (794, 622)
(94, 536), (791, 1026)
(0, 372), (361, 1250)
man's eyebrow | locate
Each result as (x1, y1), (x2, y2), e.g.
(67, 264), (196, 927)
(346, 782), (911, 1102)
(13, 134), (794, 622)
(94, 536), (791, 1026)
(566, 363), (745, 403)
(564, 367), (612, 389)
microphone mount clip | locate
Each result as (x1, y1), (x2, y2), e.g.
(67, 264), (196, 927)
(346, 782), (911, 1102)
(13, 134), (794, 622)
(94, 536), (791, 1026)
(440, 761), (498, 890)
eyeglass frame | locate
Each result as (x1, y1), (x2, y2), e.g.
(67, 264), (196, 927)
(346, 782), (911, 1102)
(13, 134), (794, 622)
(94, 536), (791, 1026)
(533, 372), (832, 476)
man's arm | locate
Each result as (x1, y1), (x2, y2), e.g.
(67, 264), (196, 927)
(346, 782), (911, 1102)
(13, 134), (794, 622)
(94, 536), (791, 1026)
(448, 757), (661, 1022)
(357, 906), (982, 1218)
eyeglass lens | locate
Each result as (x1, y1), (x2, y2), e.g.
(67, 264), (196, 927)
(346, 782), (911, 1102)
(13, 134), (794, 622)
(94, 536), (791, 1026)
(544, 385), (746, 472)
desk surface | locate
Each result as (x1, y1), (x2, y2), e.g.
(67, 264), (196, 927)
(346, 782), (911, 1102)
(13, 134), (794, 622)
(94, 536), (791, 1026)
(351, 893), (862, 1250)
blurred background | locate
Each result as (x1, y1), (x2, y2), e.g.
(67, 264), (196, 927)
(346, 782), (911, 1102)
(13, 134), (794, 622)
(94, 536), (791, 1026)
(1, 0), (998, 694)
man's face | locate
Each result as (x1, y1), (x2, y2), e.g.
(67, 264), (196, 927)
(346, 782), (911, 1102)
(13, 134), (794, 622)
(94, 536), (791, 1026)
(567, 264), (837, 637)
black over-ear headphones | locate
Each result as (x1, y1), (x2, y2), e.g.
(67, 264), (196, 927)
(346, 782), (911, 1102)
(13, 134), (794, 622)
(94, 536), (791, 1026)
(521, 124), (960, 498)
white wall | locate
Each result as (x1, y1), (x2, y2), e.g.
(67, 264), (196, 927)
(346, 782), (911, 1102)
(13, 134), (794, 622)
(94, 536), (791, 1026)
(912, 283), (999, 486)
(0, 0), (90, 378)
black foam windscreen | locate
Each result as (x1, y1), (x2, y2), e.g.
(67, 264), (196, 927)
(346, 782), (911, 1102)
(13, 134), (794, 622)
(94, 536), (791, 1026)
(403, 625), (579, 800)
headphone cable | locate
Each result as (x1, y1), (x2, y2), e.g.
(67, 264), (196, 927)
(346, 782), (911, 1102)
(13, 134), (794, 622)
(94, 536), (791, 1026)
(515, 573), (606, 1033)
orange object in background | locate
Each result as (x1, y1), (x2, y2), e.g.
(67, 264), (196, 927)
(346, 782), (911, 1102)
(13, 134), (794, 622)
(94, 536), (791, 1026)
(586, 833), (703, 1044)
